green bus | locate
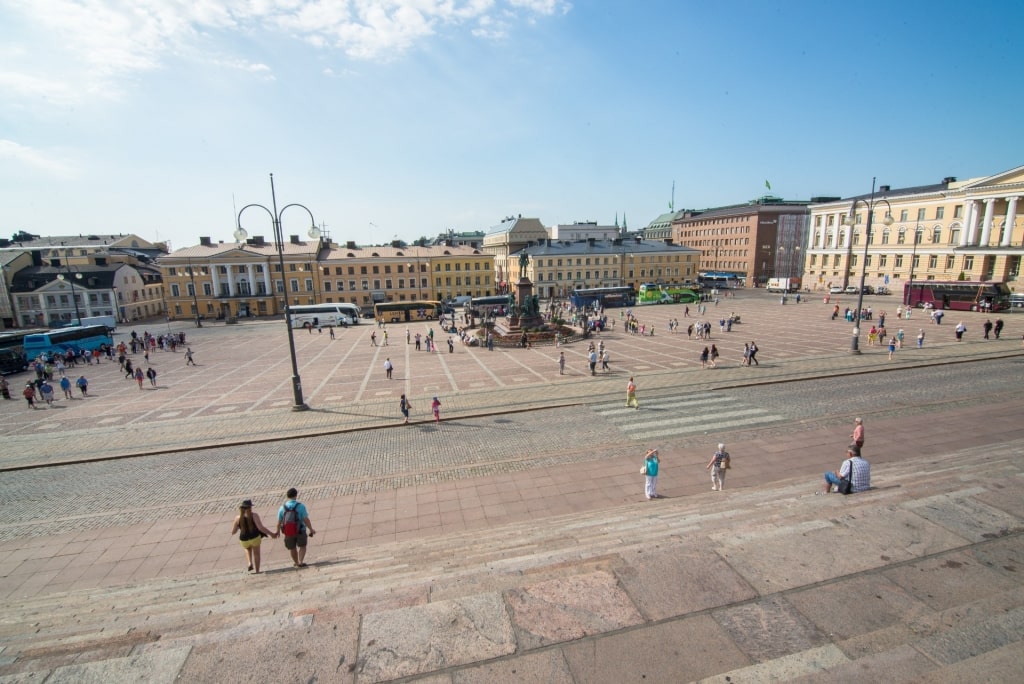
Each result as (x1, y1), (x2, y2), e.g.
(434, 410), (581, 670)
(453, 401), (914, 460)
(637, 283), (701, 305)
(373, 300), (442, 323)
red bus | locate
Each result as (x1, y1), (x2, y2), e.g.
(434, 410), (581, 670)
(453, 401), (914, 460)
(903, 280), (1010, 312)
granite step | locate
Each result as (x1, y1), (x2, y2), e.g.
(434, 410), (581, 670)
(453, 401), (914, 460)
(1, 442), (1021, 682)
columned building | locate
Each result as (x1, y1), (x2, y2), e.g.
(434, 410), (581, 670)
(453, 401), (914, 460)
(482, 217), (548, 293)
(804, 165), (1024, 293)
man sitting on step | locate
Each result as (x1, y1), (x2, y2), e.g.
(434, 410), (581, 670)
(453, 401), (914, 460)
(822, 445), (871, 494)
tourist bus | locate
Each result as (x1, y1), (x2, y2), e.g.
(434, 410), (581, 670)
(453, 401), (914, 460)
(373, 300), (442, 323)
(288, 303), (360, 328)
(637, 283), (701, 305)
(22, 325), (114, 361)
(904, 281), (1011, 312)
(698, 272), (743, 290)
(0, 329), (49, 357)
(468, 295), (509, 318)
(568, 286), (636, 309)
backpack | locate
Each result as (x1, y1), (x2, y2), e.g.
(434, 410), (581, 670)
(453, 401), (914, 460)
(282, 502), (302, 537)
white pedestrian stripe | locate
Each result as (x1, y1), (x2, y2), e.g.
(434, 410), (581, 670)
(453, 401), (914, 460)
(592, 394), (784, 440)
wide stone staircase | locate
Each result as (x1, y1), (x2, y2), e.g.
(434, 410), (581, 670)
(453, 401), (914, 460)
(1, 443), (1022, 683)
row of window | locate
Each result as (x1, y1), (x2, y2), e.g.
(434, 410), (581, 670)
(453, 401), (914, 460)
(814, 205), (962, 227)
(812, 225), (981, 248)
(170, 275), (492, 297)
(809, 253), (1023, 273)
(168, 262), (489, 277)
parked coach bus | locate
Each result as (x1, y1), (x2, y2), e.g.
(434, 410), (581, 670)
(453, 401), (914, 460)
(904, 281), (1010, 312)
(22, 325), (114, 361)
(374, 300), (442, 323)
(288, 303), (360, 328)
(698, 272), (742, 290)
(468, 295), (509, 318)
(568, 286), (636, 309)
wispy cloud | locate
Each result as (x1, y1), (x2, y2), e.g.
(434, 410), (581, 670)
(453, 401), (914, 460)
(1, 0), (572, 106)
(0, 139), (78, 178)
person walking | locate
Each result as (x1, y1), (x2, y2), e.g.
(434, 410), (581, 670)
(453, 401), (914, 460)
(917, 329), (925, 348)
(329, 326), (335, 339)
(276, 488), (315, 568)
(76, 375), (89, 396)
(706, 443), (730, 491)
(851, 417), (865, 449)
(185, 347), (196, 365)
(601, 349), (610, 372)
(23, 383), (37, 409)
(40, 380), (55, 406)
(59, 375), (73, 400)
(431, 396), (442, 423)
(588, 349), (598, 376)
(709, 344), (719, 368)
(994, 318), (1004, 339)
(448, 337), (454, 353)
(370, 331), (378, 346)
(625, 377), (639, 409)
(384, 357), (393, 379)
(700, 346), (709, 369)
(748, 341), (759, 366)
(642, 448), (660, 499)
(146, 367), (158, 386)
(231, 499), (277, 574)
(400, 394), (412, 424)
(558, 351), (566, 375)
(954, 321), (966, 341)
(382, 329), (389, 346)
(888, 336), (897, 360)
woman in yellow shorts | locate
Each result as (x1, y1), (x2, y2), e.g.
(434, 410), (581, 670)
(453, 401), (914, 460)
(231, 499), (277, 574)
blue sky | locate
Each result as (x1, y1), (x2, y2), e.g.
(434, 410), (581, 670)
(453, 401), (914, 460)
(1, 0), (1021, 252)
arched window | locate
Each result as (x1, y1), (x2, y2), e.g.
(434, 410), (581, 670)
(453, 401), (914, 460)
(881, 228), (890, 244)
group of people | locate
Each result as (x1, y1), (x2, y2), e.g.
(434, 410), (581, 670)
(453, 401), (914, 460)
(639, 442), (732, 500)
(231, 488), (317, 574)
(15, 374), (89, 408)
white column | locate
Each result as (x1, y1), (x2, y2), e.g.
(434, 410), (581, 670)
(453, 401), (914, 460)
(226, 264), (236, 297)
(262, 262), (271, 295)
(1003, 196), (1020, 247)
(843, 222), (853, 249)
(246, 264), (255, 295)
(210, 264), (220, 296)
(960, 200), (975, 246)
(979, 198), (995, 246)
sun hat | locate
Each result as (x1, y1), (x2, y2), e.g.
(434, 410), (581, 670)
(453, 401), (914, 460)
(240, 499), (253, 508)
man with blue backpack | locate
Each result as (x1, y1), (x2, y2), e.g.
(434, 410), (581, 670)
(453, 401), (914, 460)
(276, 488), (316, 568)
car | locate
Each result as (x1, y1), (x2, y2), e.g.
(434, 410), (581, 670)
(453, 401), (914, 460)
(1010, 293), (1024, 310)
(875, 286), (891, 296)
(844, 286), (859, 294)
(829, 286), (844, 294)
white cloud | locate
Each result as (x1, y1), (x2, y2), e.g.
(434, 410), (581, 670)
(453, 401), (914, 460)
(0, 139), (79, 178)
(1, 0), (571, 106)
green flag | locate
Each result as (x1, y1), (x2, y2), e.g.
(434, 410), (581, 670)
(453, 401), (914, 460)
(765, 180), (771, 191)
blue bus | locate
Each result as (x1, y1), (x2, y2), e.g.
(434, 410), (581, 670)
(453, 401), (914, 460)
(22, 325), (114, 361)
(698, 272), (743, 289)
(569, 286), (636, 309)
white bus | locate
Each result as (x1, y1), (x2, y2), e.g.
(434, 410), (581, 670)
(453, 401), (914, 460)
(288, 303), (360, 329)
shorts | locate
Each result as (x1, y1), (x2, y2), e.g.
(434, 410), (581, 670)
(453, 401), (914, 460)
(283, 533), (308, 550)
(239, 536), (262, 550)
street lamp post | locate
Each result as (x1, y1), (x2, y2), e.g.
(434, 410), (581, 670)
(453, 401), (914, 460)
(842, 177), (894, 353)
(235, 173), (318, 412)
(185, 258), (202, 327)
(903, 225), (923, 306)
(57, 249), (84, 325)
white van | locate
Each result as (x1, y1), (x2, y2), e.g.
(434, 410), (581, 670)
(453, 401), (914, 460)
(452, 296), (472, 307)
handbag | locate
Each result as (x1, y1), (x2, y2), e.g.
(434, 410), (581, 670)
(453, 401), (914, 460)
(640, 464), (648, 475)
(837, 459), (854, 495)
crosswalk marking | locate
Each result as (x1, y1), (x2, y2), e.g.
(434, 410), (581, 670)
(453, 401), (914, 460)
(592, 393), (784, 441)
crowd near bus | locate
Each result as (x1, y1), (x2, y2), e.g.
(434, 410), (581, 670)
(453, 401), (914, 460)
(22, 326), (113, 361)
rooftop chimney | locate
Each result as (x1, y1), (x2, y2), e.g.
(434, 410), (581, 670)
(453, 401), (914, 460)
(346, 241), (357, 250)
(879, 185), (891, 192)
(199, 236), (212, 247)
(290, 235), (300, 245)
(943, 176), (957, 185)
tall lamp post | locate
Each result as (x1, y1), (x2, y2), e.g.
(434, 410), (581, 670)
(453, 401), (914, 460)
(185, 258), (202, 327)
(57, 249), (84, 325)
(842, 178), (894, 353)
(903, 225), (923, 306)
(235, 173), (318, 412)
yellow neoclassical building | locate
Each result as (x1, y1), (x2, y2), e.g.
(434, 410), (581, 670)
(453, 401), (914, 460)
(804, 165), (1024, 294)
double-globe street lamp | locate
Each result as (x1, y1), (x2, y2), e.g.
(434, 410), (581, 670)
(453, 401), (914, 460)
(234, 173), (320, 412)
(842, 178), (894, 353)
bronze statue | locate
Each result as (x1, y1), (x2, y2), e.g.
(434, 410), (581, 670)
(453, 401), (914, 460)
(519, 251), (530, 272)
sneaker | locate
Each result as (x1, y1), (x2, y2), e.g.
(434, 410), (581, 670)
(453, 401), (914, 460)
(711, 486), (718, 491)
